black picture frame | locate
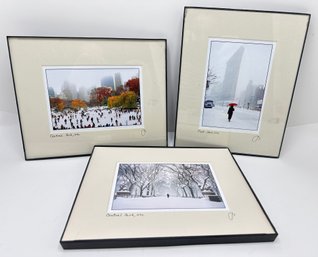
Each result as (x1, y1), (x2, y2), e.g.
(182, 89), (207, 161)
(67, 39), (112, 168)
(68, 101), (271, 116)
(60, 146), (277, 249)
(175, 7), (310, 157)
(7, 36), (168, 160)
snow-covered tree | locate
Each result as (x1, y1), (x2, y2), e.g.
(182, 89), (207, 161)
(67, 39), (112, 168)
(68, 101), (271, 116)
(206, 69), (218, 89)
(164, 164), (203, 198)
(116, 164), (162, 197)
(115, 163), (222, 201)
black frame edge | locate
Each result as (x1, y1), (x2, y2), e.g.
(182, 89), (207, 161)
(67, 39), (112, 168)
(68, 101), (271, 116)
(164, 39), (169, 147)
(173, 7), (311, 158)
(61, 233), (277, 249)
(7, 36), (169, 160)
(59, 146), (97, 245)
(173, 6), (187, 147)
(7, 36), (28, 160)
(229, 150), (278, 237)
(183, 6), (310, 16)
(60, 146), (277, 249)
(277, 14), (311, 158)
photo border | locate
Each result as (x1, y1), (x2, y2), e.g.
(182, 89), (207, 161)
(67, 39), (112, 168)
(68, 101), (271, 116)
(175, 7), (310, 157)
(7, 36), (167, 160)
(199, 38), (276, 134)
(42, 65), (145, 134)
(107, 162), (228, 213)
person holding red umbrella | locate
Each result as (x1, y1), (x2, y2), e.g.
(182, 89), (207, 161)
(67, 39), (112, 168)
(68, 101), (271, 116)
(227, 103), (237, 122)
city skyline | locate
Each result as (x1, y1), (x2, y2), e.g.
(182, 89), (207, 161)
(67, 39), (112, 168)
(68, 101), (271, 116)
(44, 66), (140, 95)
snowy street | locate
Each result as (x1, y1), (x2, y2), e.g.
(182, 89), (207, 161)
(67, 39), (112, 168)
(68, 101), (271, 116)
(202, 106), (261, 131)
(112, 196), (226, 211)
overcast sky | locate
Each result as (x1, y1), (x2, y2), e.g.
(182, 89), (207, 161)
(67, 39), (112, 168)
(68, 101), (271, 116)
(207, 39), (275, 97)
(44, 67), (140, 93)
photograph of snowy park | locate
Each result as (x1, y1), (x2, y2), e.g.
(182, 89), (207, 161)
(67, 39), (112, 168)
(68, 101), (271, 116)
(201, 39), (275, 132)
(109, 163), (226, 211)
(44, 66), (142, 132)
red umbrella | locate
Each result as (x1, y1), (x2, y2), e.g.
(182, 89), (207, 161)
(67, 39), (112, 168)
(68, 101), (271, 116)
(228, 103), (238, 106)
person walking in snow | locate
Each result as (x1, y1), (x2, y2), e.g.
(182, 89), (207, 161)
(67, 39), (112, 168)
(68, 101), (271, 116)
(227, 105), (235, 122)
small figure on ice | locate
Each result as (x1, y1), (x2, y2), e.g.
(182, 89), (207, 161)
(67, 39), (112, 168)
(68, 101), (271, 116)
(166, 193), (170, 198)
(227, 103), (236, 122)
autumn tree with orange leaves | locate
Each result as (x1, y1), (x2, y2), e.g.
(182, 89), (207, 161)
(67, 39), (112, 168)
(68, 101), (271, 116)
(50, 97), (65, 111)
(71, 99), (87, 110)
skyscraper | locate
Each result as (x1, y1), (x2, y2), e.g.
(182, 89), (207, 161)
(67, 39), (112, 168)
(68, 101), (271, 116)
(114, 73), (122, 89)
(221, 46), (244, 101)
(101, 76), (114, 89)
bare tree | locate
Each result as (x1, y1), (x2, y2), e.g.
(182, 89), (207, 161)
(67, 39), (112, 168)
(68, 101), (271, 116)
(117, 164), (162, 197)
(165, 164), (202, 198)
(206, 69), (218, 89)
(135, 164), (161, 197)
(117, 164), (138, 195)
(197, 164), (223, 200)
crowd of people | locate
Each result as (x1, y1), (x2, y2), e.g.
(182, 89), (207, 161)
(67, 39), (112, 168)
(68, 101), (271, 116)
(50, 107), (142, 131)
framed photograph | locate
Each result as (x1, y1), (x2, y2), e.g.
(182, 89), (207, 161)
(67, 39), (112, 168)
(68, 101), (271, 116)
(175, 7), (310, 157)
(7, 36), (167, 160)
(60, 146), (277, 249)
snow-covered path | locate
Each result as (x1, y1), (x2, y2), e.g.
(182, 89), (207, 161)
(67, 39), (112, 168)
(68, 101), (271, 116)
(202, 106), (261, 131)
(112, 196), (226, 211)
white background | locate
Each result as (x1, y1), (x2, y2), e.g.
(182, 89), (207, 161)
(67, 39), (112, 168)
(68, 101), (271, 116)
(0, 0), (316, 131)
(1, 1), (318, 257)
